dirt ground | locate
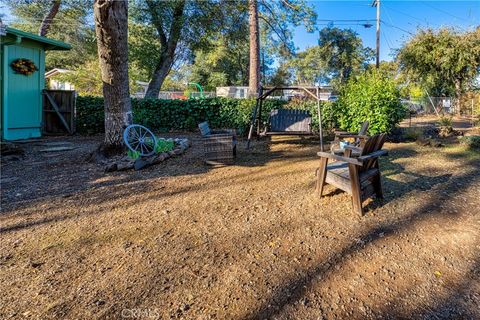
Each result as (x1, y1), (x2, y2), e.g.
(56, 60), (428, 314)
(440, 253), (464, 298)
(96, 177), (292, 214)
(400, 114), (477, 132)
(1, 133), (479, 319)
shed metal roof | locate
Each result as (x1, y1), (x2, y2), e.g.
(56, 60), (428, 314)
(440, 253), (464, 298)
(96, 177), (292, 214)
(3, 27), (71, 51)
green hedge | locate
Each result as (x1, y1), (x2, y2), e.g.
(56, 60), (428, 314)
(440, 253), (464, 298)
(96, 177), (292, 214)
(76, 97), (286, 135)
(76, 96), (338, 135)
(76, 87), (404, 136)
(76, 96), (105, 134)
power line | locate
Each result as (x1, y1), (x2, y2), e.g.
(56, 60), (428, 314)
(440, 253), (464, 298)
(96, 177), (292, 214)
(316, 23), (372, 27)
(382, 4), (395, 26)
(419, 1), (468, 31)
(317, 19), (376, 22)
(381, 29), (392, 52)
(380, 20), (414, 36)
(315, 19), (376, 29)
(382, 3), (426, 24)
(420, 1), (469, 23)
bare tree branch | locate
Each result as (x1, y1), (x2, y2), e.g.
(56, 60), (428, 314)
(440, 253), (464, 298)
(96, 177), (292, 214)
(145, 0), (167, 47)
(280, 0), (298, 11)
(38, 0), (61, 36)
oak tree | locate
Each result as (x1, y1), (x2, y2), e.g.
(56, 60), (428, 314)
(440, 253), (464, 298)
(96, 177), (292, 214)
(397, 27), (480, 100)
(93, 0), (132, 152)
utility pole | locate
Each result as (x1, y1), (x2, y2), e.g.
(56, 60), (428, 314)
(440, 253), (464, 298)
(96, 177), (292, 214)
(372, 0), (380, 68)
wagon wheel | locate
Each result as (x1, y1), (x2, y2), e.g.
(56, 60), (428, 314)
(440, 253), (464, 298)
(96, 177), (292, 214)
(123, 124), (157, 157)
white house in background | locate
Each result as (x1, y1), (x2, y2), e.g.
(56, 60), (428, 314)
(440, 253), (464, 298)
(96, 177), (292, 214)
(133, 80), (149, 98)
(133, 81), (186, 99)
(215, 86), (337, 100)
(216, 86), (249, 99)
(45, 68), (74, 90)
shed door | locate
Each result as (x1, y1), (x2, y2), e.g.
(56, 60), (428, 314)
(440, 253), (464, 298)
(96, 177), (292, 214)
(4, 44), (43, 140)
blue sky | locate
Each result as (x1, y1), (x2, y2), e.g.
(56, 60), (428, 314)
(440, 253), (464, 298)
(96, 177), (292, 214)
(294, 0), (480, 61)
(1, 0), (478, 63)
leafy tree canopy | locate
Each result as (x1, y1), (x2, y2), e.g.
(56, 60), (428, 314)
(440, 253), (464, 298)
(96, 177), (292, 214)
(287, 27), (374, 87)
(6, 0), (96, 69)
(151, 0), (317, 91)
(396, 27), (480, 97)
(182, 0), (317, 90)
(188, 36), (249, 91)
(257, 0), (316, 58)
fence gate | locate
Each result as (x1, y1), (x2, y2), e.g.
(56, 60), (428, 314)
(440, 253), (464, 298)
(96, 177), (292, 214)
(42, 89), (76, 134)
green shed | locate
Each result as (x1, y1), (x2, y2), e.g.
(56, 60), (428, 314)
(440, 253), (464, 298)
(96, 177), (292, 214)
(1, 27), (71, 140)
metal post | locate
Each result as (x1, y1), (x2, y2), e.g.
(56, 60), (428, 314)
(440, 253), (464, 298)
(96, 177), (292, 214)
(425, 89), (440, 117)
(472, 99), (475, 127)
(373, 0), (380, 68)
(246, 97), (259, 150)
(316, 87), (324, 151)
(256, 87), (263, 139)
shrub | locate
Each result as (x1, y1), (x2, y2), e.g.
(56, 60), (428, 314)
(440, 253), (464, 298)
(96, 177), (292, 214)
(438, 116), (453, 127)
(75, 95), (359, 136)
(154, 138), (175, 153)
(459, 136), (480, 150)
(336, 70), (407, 134)
(438, 116), (454, 137)
(127, 149), (141, 160)
(76, 97), (286, 135)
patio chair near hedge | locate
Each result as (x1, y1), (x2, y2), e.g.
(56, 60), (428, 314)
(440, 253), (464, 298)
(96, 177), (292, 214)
(316, 133), (387, 215)
(330, 121), (369, 157)
(198, 121), (236, 165)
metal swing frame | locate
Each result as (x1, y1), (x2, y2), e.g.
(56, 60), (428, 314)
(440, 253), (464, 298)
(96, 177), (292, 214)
(246, 86), (325, 151)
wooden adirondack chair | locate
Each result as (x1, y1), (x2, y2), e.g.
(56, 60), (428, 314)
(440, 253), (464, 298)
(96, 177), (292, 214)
(198, 122), (236, 165)
(316, 133), (387, 215)
(331, 121), (369, 155)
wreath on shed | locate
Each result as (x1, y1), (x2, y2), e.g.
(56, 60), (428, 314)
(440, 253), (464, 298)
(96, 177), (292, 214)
(11, 58), (38, 76)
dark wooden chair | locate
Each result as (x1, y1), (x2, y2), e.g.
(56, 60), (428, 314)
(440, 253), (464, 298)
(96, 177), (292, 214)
(316, 133), (387, 215)
(198, 121), (236, 165)
(331, 121), (369, 156)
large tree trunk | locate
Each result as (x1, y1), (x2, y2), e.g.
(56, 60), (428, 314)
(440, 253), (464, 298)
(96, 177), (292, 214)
(38, 0), (61, 36)
(144, 51), (174, 98)
(248, 0), (260, 97)
(94, 0), (132, 153)
(144, 0), (185, 99)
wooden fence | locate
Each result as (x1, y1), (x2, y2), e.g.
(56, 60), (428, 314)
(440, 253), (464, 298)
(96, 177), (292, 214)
(42, 89), (76, 135)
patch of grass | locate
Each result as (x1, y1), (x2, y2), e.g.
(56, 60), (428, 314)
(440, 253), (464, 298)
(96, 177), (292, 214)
(154, 138), (174, 154)
(442, 143), (480, 161)
(458, 135), (480, 150)
(404, 128), (423, 141)
(127, 149), (141, 160)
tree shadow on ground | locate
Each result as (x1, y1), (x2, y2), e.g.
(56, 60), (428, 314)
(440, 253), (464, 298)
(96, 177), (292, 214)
(245, 147), (480, 319)
(0, 135), (322, 233)
(377, 255), (480, 319)
(316, 145), (452, 213)
(1, 135), (317, 211)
